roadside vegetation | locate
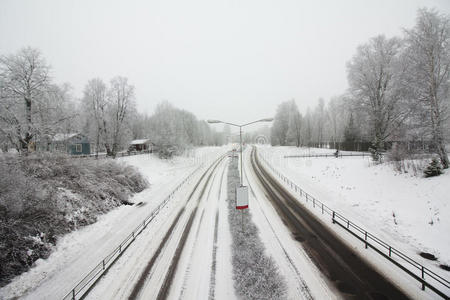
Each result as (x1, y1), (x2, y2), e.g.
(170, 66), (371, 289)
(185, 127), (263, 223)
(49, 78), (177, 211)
(269, 8), (450, 172)
(0, 153), (147, 287)
(226, 156), (287, 299)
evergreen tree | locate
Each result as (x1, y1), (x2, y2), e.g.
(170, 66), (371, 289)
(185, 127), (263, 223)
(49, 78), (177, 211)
(343, 113), (360, 143)
(424, 158), (443, 177)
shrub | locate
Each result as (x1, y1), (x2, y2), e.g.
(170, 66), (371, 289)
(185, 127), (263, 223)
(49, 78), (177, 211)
(387, 142), (409, 162)
(0, 153), (148, 287)
(158, 145), (178, 159)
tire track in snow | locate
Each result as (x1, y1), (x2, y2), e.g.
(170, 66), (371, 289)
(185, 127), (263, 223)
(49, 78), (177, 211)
(156, 156), (226, 300)
(208, 163), (227, 300)
(178, 158), (226, 299)
(127, 155), (225, 300)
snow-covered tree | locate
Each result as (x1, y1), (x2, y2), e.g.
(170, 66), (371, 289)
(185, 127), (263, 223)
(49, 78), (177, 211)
(327, 96), (346, 148)
(82, 78), (108, 156)
(108, 76), (135, 157)
(286, 100), (302, 147)
(403, 8), (450, 168)
(0, 47), (51, 152)
(271, 101), (291, 146)
(347, 35), (406, 160)
(303, 108), (313, 146)
(315, 98), (327, 146)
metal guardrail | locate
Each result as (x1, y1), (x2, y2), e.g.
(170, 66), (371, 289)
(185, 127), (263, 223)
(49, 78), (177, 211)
(284, 152), (371, 158)
(62, 164), (203, 300)
(257, 151), (450, 299)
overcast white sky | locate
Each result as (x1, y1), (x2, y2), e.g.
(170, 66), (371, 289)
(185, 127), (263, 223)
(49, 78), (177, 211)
(1, 0), (450, 126)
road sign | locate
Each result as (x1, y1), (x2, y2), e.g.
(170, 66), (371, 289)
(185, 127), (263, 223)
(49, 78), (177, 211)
(236, 186), (248, 209)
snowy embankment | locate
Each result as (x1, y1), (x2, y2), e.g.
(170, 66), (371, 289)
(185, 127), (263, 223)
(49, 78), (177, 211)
(0, 146), (226, 300)
(0, 153), (148, 288)
(258, 146), (450, 288)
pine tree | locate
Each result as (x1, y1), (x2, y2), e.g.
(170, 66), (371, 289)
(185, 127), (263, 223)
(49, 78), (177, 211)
(424, 158), (443, 177)
(343, 113), (359, 143)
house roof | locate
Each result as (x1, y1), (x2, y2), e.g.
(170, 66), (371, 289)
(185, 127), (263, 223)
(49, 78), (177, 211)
(52, 133), (79, 142)
(130, 139), (151, 145)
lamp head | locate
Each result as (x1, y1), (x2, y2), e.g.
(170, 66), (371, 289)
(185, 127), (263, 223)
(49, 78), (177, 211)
(207, 119), (222, 124)
(260, 118), (274, 122)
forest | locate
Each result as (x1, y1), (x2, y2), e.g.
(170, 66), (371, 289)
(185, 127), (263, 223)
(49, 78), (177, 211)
(0, 55), (225, 158)
(270, 8), (450, 169)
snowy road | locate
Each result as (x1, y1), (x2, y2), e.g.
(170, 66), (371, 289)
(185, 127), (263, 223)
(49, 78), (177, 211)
(85, 153), (234, 300)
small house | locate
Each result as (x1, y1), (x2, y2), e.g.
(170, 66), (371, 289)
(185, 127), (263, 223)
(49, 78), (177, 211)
(129, 139), (153, 152)
(51, 133), (91, 155)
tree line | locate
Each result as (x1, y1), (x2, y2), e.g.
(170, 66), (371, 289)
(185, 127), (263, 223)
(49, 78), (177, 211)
(0, 49), (225, 157)
(271, 8), (450, 168)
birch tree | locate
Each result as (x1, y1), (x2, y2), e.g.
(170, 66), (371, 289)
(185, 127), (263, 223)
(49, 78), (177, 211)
(347, 35), (405, 160)
(286, 100), (302, 147)
(270, 101), (291, 145)
(108, 76), (135, 157)
(315, 98), (326, 147)
(327, 97), (345, 148)
(303, 108), (313, 147)
(0, 47), (50, 152)
(404, 8), (450, 168)
(82, 78), (108, 156)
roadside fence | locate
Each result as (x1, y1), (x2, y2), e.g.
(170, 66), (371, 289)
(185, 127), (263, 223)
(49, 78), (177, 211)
(71, 149), (152, 159)
(257, 150), (450, 299)
(284, 152), (372, 159)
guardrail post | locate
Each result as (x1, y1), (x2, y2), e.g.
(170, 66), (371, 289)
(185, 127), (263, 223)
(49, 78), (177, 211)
(388, 246), (391, 257)
(313, 198), (315, 208)
(421, 266), (425, 290)
(364, 232), (368, 248)
(119, 244), (121, 253)
(72, 289), (76, 300)
(347, 219), (349, 228)
(321, 203), (323, 214)
(332, 211), (335, 223)
(102, 259), (105, 270)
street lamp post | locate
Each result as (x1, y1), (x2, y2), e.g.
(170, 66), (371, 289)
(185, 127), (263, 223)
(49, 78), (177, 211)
(207, 118), (273, 187)
(208, 117), (273, 232)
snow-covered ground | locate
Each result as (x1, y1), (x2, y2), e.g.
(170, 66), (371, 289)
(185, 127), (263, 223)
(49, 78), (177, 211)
(257, 145), (450, 298)
(0, 146), (227, 300)
(4, 144), (446, 300)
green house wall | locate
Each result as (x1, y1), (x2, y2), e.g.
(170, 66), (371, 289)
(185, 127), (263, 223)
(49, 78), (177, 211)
(69, 143), (91, 155)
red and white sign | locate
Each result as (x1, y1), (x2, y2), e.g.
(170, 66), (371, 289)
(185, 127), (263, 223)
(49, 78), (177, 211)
(236, 186), (248, 209)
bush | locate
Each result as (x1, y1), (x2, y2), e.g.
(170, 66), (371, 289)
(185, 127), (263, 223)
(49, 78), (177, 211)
(0, 153), (148, 287)
(387, 142), (409, 162)
(424, 158), (443, 178)
(369, 146), (382, 163)
(158, 145), (178, 159)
